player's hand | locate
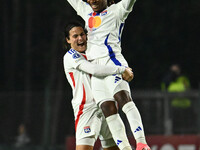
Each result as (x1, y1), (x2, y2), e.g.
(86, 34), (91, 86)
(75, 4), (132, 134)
(122, 67), (134, 82)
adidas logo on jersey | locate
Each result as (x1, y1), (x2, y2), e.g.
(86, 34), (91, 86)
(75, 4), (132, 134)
(134, 126), (142, 133)
(101, 10), (107, 16)
(115, 76), (121, 83)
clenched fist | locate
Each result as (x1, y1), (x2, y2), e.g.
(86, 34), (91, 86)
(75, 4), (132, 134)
(122, 67), (134, 82)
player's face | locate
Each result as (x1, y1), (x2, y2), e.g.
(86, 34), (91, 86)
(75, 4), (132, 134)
(66, 27), (87, 53)
(87, 0), (107, 13)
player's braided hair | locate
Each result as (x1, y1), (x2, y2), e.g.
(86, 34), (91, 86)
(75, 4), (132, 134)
(82, 0), (115, 6)
(108, 0), (115, 6)
(64, 21), (87, 50)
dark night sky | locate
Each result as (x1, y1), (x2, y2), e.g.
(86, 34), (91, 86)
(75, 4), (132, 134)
(1, 0), (200, 91)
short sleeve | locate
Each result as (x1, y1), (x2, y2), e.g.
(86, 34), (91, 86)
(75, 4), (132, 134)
(63, 49), (87, 71)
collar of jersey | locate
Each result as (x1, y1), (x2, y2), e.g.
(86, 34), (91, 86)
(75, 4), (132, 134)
(90, 12), (100, 16)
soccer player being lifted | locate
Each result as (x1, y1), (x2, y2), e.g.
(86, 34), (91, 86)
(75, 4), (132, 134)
(66, 0), (151, 150)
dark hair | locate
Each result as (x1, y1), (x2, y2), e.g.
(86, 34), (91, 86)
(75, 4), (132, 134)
(64, 21), (86, 50)
(108, 0), (115, 6)
(83, 0), (115, 5)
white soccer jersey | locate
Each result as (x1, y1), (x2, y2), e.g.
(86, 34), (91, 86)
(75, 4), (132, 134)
(63, 48), (125, 130)
(63, 48), (96, 130)
(67, 0), (136, 61)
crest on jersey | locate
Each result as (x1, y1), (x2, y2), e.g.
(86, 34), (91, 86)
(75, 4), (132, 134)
(101, 10), (107, 16)
(72, 52), (81, 59)
(84, 126), (91, 133)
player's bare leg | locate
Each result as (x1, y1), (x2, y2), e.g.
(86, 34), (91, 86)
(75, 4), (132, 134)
(76, 145), (93, 150)
(114, 90), (151, 150)
(103, 145), (120, 150)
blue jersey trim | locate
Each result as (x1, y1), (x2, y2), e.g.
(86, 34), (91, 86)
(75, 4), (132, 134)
(89, 12), (100, 16)
(104, 34), (121, 66)
(118, 23), (124, 42)
(68, 48), (76, 54)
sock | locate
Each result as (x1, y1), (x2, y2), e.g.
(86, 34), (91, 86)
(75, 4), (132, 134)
(106, 114), (132, 150)
(122, 102), (147, 144)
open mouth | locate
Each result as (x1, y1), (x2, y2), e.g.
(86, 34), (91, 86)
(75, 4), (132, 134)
(91, 4), (99, 10)
(77, 42), (85, 47)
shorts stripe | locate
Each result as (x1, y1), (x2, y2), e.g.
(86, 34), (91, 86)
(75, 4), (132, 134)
(75, 84), (86, 131)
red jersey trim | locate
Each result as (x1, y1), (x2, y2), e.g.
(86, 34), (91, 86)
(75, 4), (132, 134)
(69, 72), (75, 88)
(81, 54), (87, 60)
(75, 84), (86, 131)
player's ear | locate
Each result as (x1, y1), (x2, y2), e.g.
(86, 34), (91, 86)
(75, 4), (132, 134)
(66, 37), (71, 44)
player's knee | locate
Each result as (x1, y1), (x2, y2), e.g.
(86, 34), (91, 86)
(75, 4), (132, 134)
(101, 101), (118, 118)
(114, 90), (132, 108)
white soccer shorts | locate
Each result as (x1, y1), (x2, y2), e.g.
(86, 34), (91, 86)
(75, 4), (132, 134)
(76, 107), (115, 148)
(90, 54), (131, 104)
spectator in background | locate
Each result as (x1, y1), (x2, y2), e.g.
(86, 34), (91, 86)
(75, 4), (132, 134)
(15, 124), (31, 147)
(161, 64), (195, 133)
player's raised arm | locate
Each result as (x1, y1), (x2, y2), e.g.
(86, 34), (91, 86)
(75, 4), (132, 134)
(66, 0), (90, 16)
(116, 0), (137, 21)
(66, 0), (81, 11)
(121, 0), (136, 11)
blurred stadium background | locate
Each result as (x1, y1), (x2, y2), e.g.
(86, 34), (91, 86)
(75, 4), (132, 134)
(0, 0), (200, 149)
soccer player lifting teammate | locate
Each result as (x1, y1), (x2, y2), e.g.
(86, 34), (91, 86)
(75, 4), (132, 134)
(66, 0), (151, 150)
(64, 22), (133, 150)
